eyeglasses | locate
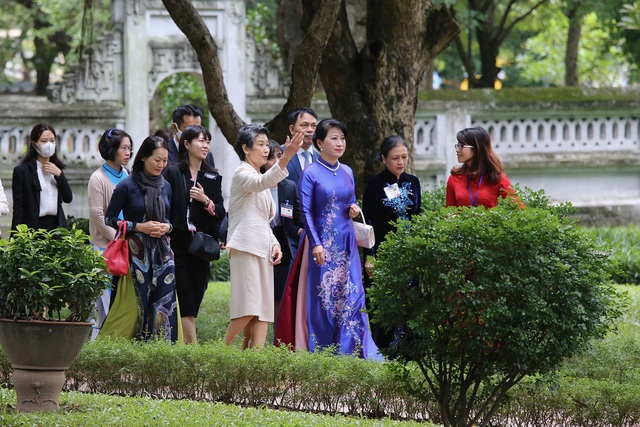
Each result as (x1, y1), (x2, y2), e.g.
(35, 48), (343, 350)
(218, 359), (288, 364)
(454, 143), (475, 151)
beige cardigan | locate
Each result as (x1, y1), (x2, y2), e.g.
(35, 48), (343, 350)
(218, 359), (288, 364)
(226, 161), (288, 258)
(88, 167), (119, 248)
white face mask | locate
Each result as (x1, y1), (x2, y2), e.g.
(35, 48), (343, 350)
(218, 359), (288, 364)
(36, 142), (56, 158)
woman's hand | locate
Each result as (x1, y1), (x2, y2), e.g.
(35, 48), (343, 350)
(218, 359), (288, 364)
(349, 204), (361, 219)
(278, 132), (304, 169)
(42, 161), (61, 177)
(271, 244), (283, 265)
(364, 259), (375, 277)
(137, 221), (169, 238)
(312, 245), (325, 266)
(189, 182), (209, 204)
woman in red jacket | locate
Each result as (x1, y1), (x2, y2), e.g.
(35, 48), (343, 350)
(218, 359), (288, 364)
(446, 127), (515, 208)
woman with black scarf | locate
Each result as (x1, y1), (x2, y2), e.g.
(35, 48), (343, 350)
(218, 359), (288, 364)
(105, 135), (180, 342)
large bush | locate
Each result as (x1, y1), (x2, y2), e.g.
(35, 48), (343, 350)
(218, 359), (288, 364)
(369, 187), (623, 427)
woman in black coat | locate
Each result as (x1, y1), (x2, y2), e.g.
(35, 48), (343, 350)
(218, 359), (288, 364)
(163, 125), (225, 344)
(12, 123), (73, 231)
(362, 135), (421, 348)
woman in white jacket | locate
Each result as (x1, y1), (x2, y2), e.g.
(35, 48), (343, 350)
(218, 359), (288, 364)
(224, 124), (302, 348)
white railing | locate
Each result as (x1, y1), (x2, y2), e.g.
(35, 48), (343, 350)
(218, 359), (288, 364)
(0, 126), (107, 166)
(474, 116), (640, 153)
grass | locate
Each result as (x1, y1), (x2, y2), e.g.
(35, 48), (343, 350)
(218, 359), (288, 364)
(195, 281), (231, 342)
(0, 388), (431, 427)
(196, 281), (275, 345)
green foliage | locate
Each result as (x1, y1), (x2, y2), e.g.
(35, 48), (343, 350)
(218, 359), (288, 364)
(587, 225), (640, 284)
(369, 186), (622, 426)
(66, 215), (90, 235)
(209, 250), (230, 282)
(0, 225), (111, 322)
(515, 11), (635, 87)
(620, 0), (640, 30)
(0, 0), (111, 85)
(246, 0), (279, 58)
(154, 73), (208, 130)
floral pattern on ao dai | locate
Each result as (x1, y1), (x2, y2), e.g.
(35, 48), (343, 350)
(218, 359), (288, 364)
(276, 161), (382, 361)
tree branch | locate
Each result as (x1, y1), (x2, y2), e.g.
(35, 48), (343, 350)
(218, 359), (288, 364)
(266, 0), (342, 143)
(497, 0), (548, 46)
(161, 0), (245, 145)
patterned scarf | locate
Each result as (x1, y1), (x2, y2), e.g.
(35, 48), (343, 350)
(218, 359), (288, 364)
(132, 170), (169, 262)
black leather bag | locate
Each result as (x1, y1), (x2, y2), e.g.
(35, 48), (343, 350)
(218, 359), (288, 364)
(187, 231), (220, 261)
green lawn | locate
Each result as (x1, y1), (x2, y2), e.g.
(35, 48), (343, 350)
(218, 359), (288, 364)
(0, 388), (430, 427)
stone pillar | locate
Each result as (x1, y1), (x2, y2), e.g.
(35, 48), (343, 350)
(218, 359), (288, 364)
(212, 0), (246, 202)
(439, 107), (470, 181)
(123, 1), (150, 146)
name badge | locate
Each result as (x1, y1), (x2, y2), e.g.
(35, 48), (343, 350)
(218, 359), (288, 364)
(384, 183), (401, 200)
(280, 201), (293, 219)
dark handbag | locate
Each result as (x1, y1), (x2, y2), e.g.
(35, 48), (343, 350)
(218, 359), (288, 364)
(181, 172), (220, 262)
(103, 221), (129, 276)
(187, 231), (220, 261)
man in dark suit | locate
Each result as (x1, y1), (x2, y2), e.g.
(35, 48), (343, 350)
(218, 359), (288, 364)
(284, 107), (319, 186)
(169, 104), (215, 167)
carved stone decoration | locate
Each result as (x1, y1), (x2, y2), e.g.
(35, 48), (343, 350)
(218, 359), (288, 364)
(148, 40), (205, 97)
(225, 1), (244, 25)
(246, 35), (288, 99)
(49, 32), (124, 105)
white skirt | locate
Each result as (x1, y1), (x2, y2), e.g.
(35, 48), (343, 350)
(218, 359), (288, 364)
(228, 248), (275, 322)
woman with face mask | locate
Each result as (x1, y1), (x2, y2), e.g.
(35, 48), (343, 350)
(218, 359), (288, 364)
(11, 123), (73, 232)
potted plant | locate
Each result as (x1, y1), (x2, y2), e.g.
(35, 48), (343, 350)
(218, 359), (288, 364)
(0, 224), (111, 412)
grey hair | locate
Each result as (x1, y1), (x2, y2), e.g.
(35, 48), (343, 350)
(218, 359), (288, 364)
(236, 123), (270, 161)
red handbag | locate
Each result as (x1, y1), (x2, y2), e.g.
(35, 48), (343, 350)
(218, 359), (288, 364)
(103, 221), (130, 276)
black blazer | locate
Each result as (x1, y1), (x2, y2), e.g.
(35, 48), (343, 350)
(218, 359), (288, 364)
(273, 178), (303, 261)
(163, 165), (225, 239)
(168, 137), (216, 167)
(11, 159), (73, 231)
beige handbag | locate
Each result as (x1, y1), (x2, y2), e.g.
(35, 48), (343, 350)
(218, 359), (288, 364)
(353, 211), (375, 249)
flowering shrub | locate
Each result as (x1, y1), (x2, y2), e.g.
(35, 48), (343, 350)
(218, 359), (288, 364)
(369, 187), (623, 427)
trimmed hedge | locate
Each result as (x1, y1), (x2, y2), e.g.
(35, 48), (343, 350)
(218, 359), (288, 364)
(61, 339), (434, 421)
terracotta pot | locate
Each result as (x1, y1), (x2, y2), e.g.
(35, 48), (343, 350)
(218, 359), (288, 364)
(0, 319), (91, 412)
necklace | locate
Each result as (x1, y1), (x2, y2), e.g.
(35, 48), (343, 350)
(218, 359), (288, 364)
(316, 158), (340, 176)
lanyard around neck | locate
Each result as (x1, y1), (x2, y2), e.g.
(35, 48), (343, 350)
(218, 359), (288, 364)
(467, 172), (484, 207)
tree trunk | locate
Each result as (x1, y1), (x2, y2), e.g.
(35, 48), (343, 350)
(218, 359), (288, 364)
(564, 4), (581, 86)
(457, 0), (549, 89)
(163, 0), (459, 195)
(276, 0), (304, 74)
(311, 0), (459, 193)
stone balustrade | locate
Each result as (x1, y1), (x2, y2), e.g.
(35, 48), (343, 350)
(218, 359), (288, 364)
(0, 92), (639, 236)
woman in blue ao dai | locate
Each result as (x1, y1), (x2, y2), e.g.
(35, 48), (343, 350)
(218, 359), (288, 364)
(276, 119), (383, 361)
